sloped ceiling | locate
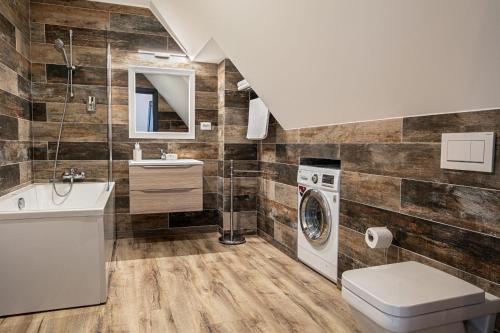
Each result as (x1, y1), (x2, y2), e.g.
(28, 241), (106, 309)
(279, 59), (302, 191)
(97, 0), (500, 129)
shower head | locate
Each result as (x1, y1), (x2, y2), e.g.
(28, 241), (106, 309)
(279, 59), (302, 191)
(54, 39), (70, 68)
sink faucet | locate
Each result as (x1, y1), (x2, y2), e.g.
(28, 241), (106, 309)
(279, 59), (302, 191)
(62, 168), (86, 182)
(160, 149), (167, 160)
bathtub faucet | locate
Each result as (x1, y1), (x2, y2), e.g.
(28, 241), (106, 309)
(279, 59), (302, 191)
(62, 168), (86, 182)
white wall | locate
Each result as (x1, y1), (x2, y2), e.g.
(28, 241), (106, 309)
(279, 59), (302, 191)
(102, 0), (500, 129)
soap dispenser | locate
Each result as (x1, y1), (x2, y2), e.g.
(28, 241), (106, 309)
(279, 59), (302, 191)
(133, 142), (142, 161)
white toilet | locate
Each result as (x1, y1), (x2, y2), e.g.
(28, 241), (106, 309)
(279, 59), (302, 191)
(342, 261), (500, 333)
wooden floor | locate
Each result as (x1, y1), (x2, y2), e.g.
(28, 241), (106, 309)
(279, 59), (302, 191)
(0, 233), (360, 333)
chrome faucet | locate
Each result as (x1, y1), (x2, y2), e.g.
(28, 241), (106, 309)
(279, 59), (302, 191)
(160, 149), (167, 160)
(62, 168), (86, 182)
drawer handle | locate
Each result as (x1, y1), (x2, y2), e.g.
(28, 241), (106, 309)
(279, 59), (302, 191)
(141, 188), (197, 193)
(141, 165), (193, 169)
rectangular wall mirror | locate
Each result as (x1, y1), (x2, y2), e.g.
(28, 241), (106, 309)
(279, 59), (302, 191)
(128, 66), (195, 139)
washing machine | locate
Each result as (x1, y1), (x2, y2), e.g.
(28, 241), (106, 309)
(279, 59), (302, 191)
(297, 160), (340, 283)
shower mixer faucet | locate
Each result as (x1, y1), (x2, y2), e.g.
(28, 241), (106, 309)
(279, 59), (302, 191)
(62, 168), (86, 182)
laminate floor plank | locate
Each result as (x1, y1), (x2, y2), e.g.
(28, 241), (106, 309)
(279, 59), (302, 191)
(0, 233), (360, 333)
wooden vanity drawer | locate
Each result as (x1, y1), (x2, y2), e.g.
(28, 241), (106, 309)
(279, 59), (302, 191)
(130, 188), (203, 214)
(129, 165), (202, 190)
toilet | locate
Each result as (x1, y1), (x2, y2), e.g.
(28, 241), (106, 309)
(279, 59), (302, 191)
(342, 261), (500, 333)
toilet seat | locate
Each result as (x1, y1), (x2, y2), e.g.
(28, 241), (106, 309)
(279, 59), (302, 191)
(341, 262), (500, 333)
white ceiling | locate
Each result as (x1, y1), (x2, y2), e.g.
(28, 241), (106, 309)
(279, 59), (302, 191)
(96, 0), (500, 129)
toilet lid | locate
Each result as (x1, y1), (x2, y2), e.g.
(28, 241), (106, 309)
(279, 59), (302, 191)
(342, 261), (485, 317)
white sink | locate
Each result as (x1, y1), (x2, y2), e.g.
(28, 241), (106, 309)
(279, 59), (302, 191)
(129, 159), (203, 166)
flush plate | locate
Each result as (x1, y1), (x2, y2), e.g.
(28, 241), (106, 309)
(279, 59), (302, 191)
(440, 132), (495, 172)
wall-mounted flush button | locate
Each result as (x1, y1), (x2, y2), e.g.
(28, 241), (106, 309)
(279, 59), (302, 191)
(87, 96), (96, 112)
(441, 132), (495, 172)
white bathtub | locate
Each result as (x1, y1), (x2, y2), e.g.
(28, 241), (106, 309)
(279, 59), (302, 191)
(0, 182), (115, 316)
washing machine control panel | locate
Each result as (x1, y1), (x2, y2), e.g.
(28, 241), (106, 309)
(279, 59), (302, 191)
(297, 167), (340, 191)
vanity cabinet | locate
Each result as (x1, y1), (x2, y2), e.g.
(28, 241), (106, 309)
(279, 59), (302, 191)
(129, 161), (203, 214)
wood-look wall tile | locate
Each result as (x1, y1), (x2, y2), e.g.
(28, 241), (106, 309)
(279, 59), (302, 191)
(222, 194), (257, 212)
(31, 42), (107, 68)
(33, 0), (153, 17)
(195, 91), (218, 110)
(0, 164), (20, 192)
(222, 160), (259, 178)
(17, 74), (31, 100)
(169, 210), (219, 228)
(30, 22), (45, 43)
(196, 75), (217, 92)
(341, 171), (401, 211)
(273, 221), (297, 255)
(169, 143), (219, 160)
(0, 141), (31, 164)
(0, 0), (30, 34)
(260, 161), (298, 187)
(259, 144), (276, 163)
(274, 182), (298, 209)
(275, 144), (340, 165)
(340, 143), (441, 180)
(0, 12), (15, 48)
(224, 90), (248, 108)
(45, 25), (107, 48)
(31, 63), (46, 82)
(223, 125), (252, 144)
(401, 179), (500, 237)
(47, 142), (109, 160)
(223, 107), (248, 126)
(341, 143), (500, 190)
(195, 109), (218, 125)
(46, 64), (107, 85)
(167, 37), (183, 54)
(17, 118), (30, 141)
(0, 41), (30, 79)
(0, 114), (18, 140)
(0, 89), (31, 119)
(223, 177), (259, 196)
(222, 211), (256, 231)
(0, 62), (18, 95)
(224, 71), (244, 91)
(33, 122), (107, 142)
(257, 212), (274, 237)
(275, 126), (299, 144)
(109, 13), (168, 36)
(34, 103), (48, 125)
(224, 143), (257, 161)
(46, 102), (108, 123)
(32, 83), (107, 104)
(258, 196), (297, 229)
(340, 199), (498, 282)
(299, 118), (402, 144)
(107, 31), (168, 52)
(19, 160), (32, 184)
(15, 28), (30, 59)
(403, 110), (500, 143)
(31, 3), (109, 30)
(33, 142), (48, 160)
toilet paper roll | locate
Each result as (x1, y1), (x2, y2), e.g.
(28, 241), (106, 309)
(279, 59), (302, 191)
(365, 227), (393, 249)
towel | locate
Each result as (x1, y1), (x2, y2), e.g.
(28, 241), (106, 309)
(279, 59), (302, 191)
(247, 98), (269, 140)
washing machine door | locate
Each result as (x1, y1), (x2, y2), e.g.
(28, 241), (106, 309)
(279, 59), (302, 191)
(300, 189), (332, 245)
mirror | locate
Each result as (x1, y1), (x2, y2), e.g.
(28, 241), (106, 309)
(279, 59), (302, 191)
(128, 66), (195, 139)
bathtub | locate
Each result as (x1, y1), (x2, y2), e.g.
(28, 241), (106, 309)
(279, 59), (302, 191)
(0, 182), (115, 316)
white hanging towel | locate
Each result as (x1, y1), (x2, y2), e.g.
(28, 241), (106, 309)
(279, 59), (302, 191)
(247, 98), (270, 140)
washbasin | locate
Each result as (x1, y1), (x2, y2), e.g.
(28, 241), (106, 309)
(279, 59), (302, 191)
(129, 159), (204, 166)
